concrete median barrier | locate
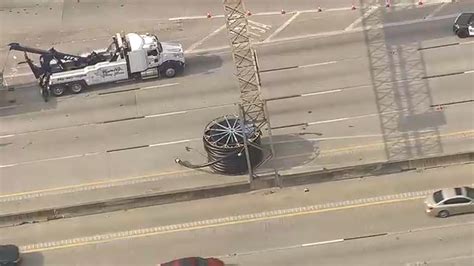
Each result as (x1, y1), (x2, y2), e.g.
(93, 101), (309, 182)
(0, 151), (472, 228)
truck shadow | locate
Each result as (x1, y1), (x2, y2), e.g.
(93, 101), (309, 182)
(20, 252), (45, 266)
(182, 54), (224, 76)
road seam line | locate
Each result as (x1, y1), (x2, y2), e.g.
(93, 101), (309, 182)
(140, 83), (179, 90)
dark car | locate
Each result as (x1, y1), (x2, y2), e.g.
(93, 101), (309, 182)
(0, 245), (20, 266)
(160, 257), (224, 266)
(453, 12), (474, 38)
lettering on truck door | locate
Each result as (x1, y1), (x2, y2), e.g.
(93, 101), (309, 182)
(96, 64), (128, 84)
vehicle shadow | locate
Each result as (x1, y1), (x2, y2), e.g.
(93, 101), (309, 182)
(20, 251), (45, 266)
(182, 54), (224, 76)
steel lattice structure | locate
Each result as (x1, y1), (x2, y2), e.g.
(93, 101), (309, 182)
(223, 0), (267, 130)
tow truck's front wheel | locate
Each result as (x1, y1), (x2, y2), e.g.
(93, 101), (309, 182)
(50, 85), (66, 97)
(161, 62), (183, 78)
(457, 29), (469, 38)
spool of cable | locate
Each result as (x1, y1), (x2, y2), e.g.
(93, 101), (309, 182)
(203, 115), (262, 174)
(175, 115), (263, 174)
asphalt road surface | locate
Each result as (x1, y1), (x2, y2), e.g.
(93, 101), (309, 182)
(2, 164), (472, 265)
(0, 1), (473, 212)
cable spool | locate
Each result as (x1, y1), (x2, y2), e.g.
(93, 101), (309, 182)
(203, 115), (263, 175)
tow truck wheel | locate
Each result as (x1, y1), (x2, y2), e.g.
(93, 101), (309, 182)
(51, 85), (66, 97)
(162, 62), (179, 78)
(69, 82), (85, 94)
(457, 29), (468, 38)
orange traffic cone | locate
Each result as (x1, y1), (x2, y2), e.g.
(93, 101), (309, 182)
(281, 9), (286, 14)
(318, 6), (322, 12)
(246, 10), (252, 16)
(418, 0), (423, 5)
(351, 4), (356, 10)
(206, 12), (212, 18)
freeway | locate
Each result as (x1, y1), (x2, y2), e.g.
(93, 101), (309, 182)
(0, 1), (473, 213)
(2, 164), (473, 265)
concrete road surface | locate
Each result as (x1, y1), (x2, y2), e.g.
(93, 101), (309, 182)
(0, 0), (473, 214)
(1, 164), (473, 265)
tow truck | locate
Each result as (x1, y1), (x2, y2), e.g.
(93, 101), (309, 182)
(8, 32), (185, 101)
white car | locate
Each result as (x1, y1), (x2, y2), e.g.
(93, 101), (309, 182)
(425, 186), (474, 218)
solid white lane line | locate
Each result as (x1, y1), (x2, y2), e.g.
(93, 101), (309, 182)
(298, 7), (354, 14)
(306, 134), (384, 141)
(149, 139), (196, 147)
(140, 83), (179, 90)
(144, 110), (187, 118)
(0, 163), (17, 168)
(248, 20), (272, 29)
(460, 40), (474, 45)
(185, 24), (227, 53)
(249, 25), (267, 33)
(426, 3), (447, 19)
(307, 118), (349, 125)
(301, 239), (344, 247)
(169, 15), (224, 21)
(0, 134), (15, 139)
(0, 104), (19, 110)
(0, 152), (101, 168)
(301, 89), (343, 97)
(299, 61), (337, 68)
(464, 70), (474, 74)
(2, 72), (33, 78)
(375, 14), (458, 27)
(264, 12), (300, 42)
(249, 31), (261, 37)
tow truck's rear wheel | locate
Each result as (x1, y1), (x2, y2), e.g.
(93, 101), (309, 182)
(50, 85), (66, 97)
(69, 82), (85, 94)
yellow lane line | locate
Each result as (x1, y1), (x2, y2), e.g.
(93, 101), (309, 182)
(21, 195), (425, 253)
